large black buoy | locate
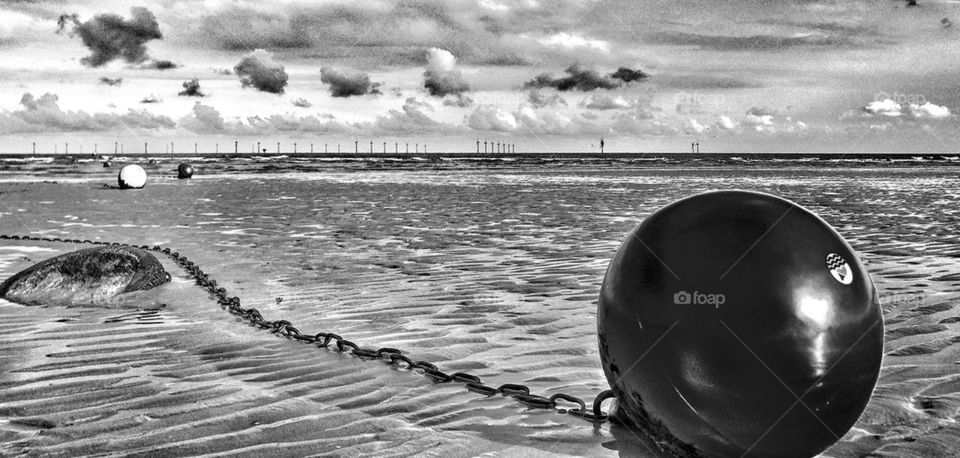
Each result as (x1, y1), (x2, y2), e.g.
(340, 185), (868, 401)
(177, 163), (194, 179)
(598, 190), (883, 457)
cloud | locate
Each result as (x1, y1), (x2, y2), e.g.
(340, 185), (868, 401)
(56, 7), (166, 67)
(292, 98), (311, 108)
(857, 98), (951, 120)
(744, 107), (775, 130)
(527, 89), (567, 108)
(609, 67), (648, 83)
(180, 102), (352, 135)
(180, 102), (224, 132)
(911, 102), (951, 119)
(369, 97), (461, 134)
(580, 94), (640, 110)
(319, 67), (381, 97)
(99, 77), (122, 86)
(524, 64), (647, 91)
(178, 97), (457, 136)
(142, 59), (178, 70)
(234, 49), (288, 94)
(644, 31), (862, 51)
(178, 79), (205, 97)
(746, 106), (776, 117)
(687, 118), (707, 133)
(863, 99), (903, 117)
(423, 48), (469, 97)
(442, 94), (474, 107)
(467, 103), (668, 136)
(653, 74), (761, 90)
(0, 92), (175, 133)
(532, 32), (611, 53)
(176, 2), (566, 66)
(716, 115), (738, 130)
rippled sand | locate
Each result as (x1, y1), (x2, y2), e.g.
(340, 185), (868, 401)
(2, 158), (959, 457)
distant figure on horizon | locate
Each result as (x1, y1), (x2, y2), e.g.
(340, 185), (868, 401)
(600, 138), (605, 154)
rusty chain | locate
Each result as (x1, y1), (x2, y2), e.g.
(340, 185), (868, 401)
(0, 234), (615, 423)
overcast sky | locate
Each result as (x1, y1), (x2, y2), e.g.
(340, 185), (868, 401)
(1, 0), (959, 153)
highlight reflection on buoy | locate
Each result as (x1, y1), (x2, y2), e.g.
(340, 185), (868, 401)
(118, 164), (146, 189)
(177, 163), (194, 179)
(597, 190), (883, 457)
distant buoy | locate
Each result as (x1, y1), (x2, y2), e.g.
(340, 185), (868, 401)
(103, 161), (111, 168)
(177, 163), (194, 179)
(118, 164), (147, 189)
(598, 190), (883, 457)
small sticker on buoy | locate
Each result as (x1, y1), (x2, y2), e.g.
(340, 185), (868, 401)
(826, 253), (853, 285)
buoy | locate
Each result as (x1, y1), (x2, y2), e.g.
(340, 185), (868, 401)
(177, 163), (194, 179)
(598, 190), (882, 457)
(103, 161), (111, 168)
(118, 164), (147, 189)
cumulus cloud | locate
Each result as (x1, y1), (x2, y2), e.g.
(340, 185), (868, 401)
(180, 102), (225, 132)
(369, 97), (461, 134)
(687, 118), (707, 133)
(858, 98), (951, 120)
(56, 8), (168, 68)
(0, 92), (175, 133)
(911, 102), (951, 119)
(442, 94), (474, 107)
(99, 77), (122, 86)
(524, 64), (648, 92)
(863, 99), (903, 117)
(180, 102), (352, 135)
(466, 102), (668, 136)
(744, 107), (775, 129)
(580, 94), (640, 110)
(234, 49), (288, 94)
(716, 115), (739, 130)
(525, 64), (617, 91)
(178, 97), (456, 136)
(178, 79), (205, 97)
(609, 67), (649, 83)
(142, 59), (178, 70)
(527, 89), (567, 108)
(320, 67), (381, 97)
(423, 48), (469, 97)
(292, 98), (311, 108)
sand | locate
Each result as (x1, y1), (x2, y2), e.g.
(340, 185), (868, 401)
(1, 157), (959, 457)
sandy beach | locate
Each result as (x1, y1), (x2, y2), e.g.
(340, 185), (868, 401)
(1, 156), (959, 457)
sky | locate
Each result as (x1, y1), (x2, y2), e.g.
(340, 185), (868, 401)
(0, 0), (959, 153)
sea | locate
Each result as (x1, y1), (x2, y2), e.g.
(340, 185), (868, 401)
(1, 153), (959, 457)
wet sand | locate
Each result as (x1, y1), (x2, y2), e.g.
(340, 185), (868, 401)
(1, 158), (959, 457)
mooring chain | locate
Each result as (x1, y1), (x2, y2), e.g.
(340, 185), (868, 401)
(0, 234), (615, 423)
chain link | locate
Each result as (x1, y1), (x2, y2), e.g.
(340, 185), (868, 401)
(0, 234), (614, 424)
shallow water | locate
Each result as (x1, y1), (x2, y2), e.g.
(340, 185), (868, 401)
(1, 157), (959, 457)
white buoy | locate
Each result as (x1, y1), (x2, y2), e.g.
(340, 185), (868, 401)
(118, 164), (147, 189)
